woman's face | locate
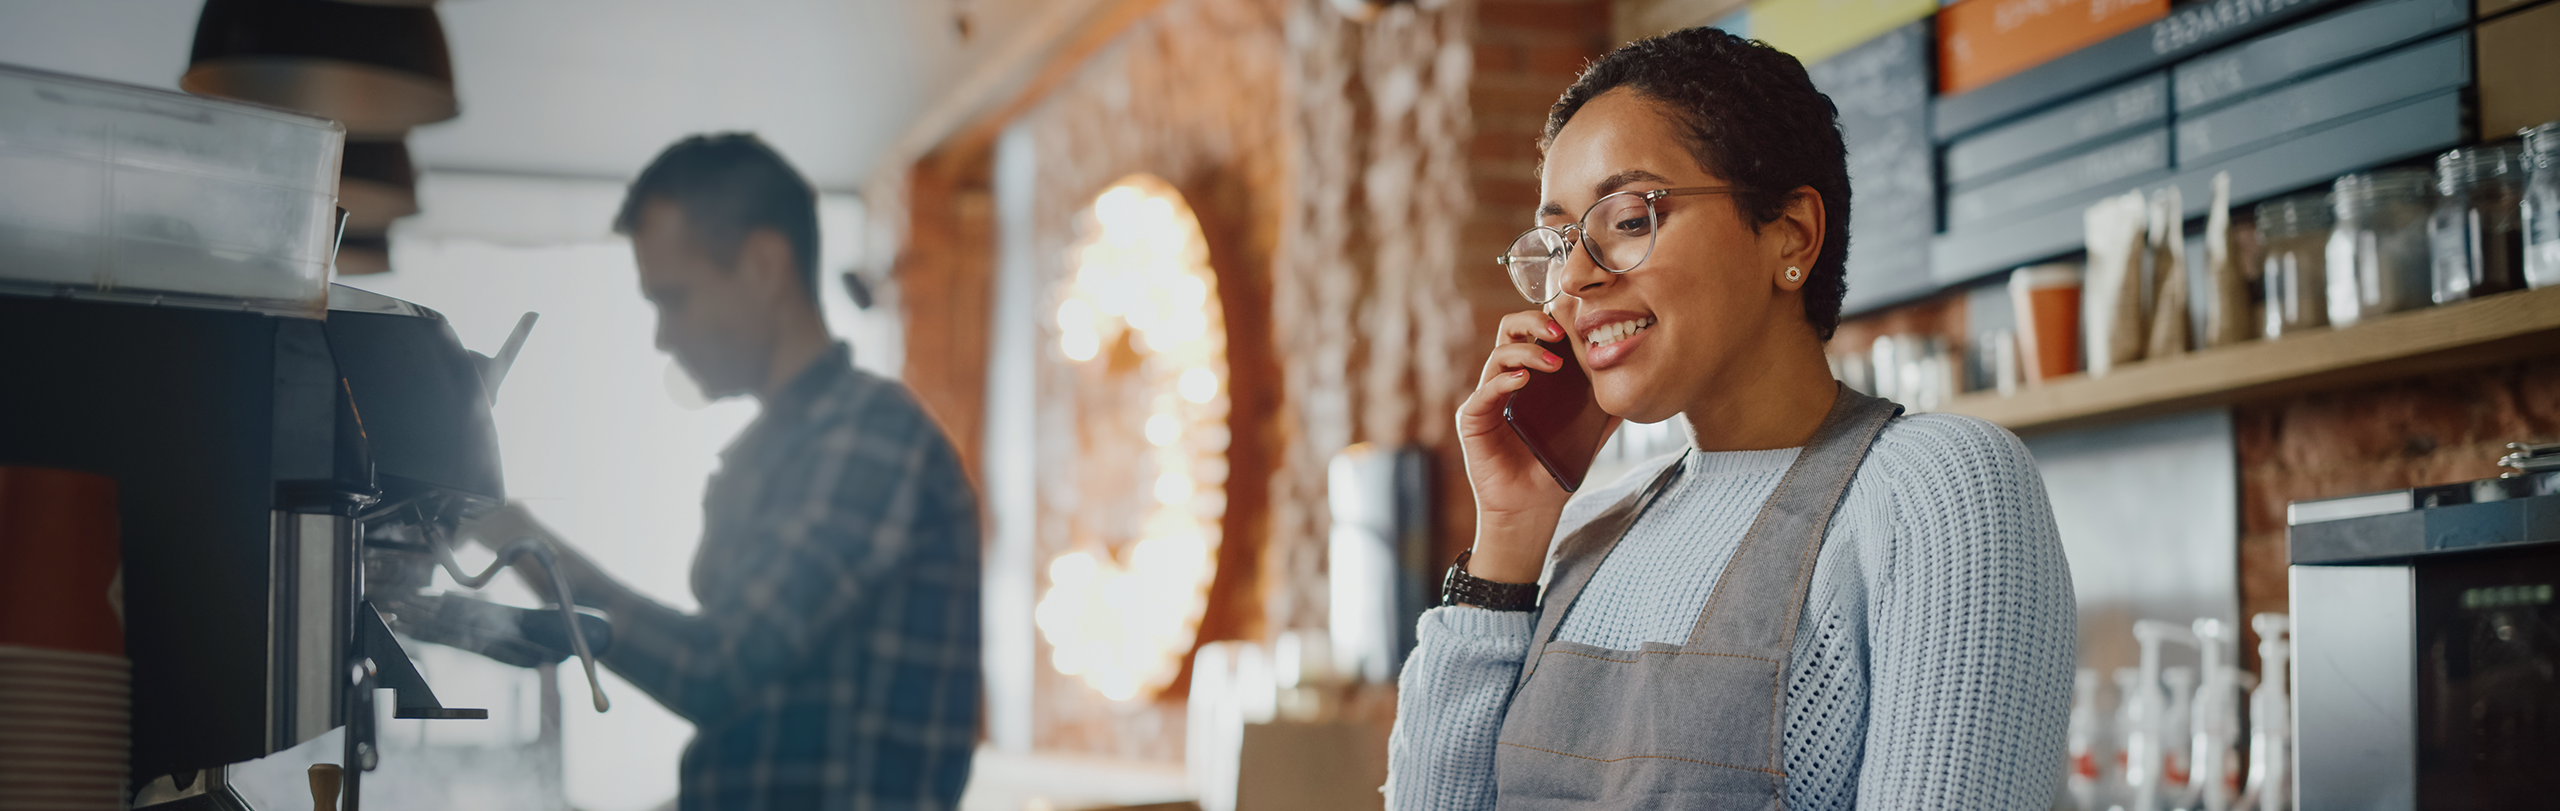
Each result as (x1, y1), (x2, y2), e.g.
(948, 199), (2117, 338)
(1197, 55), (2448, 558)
(1538, 88), (1816, 425)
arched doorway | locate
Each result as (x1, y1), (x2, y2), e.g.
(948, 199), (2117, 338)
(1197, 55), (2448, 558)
(1034, 175), (1232, 703)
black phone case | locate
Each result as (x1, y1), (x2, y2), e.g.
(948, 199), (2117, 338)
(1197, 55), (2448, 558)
(1500, 338), (1612, 492)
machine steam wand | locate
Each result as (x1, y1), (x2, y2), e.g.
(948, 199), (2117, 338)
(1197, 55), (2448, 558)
(425, 526), (611, 712)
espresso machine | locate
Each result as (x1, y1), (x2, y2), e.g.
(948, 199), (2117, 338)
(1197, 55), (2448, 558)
(2286, 444), (2559, 811)
(0, 63), (607, 810)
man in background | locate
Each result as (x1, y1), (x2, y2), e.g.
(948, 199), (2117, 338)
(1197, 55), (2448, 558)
(468, 133), (980, 810)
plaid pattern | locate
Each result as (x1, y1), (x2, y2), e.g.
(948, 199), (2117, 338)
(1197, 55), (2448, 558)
(594, 343), (980, 811)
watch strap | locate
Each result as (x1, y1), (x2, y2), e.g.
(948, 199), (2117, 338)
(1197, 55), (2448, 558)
(1441, 550), (1540, 611)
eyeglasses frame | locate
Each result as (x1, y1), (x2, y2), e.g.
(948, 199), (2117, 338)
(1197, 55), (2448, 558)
(1494, 185), (1749, 304)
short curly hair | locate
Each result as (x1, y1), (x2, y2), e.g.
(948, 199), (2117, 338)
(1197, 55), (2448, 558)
(1542, 27), (1851, 341)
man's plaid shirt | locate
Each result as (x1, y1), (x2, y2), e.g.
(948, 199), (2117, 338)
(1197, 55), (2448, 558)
(593, 343), (980, 810)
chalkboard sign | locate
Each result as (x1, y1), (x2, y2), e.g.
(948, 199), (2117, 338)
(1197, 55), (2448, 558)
(1812, 20), (1939, 315)
(1934, 0), (2356, 141)
(2172, 0), (2466, 115)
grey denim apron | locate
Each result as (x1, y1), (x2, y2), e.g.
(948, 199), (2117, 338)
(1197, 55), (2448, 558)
(1492, 387), (1902, 811)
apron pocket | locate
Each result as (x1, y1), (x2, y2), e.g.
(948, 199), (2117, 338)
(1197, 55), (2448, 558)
(1494, 640), (1784, 808)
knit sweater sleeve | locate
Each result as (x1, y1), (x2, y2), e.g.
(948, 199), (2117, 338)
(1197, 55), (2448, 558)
(1383, 605), (1533, 811)
(1854, 415), (2077, 810)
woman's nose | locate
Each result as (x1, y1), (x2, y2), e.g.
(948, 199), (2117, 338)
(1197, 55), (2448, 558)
(1554, 238), (1618, 297)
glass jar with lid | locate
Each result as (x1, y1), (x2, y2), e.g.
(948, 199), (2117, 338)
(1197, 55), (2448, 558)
(2524, 121), (2560, 289)
(2327, 169), (2436, 327)
(2428, 144), (2526, 303)
(2258, 192), (2334, 338)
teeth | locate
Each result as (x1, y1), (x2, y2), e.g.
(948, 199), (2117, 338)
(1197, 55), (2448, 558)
(1584, 317), (1654, 348)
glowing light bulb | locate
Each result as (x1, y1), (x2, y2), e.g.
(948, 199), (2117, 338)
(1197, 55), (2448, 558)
(1145, 413), (1181, 446)
(1179, 370), (1217, 404)
(1155, 472), (1195, 505)
(1061, 329), (1098, 362)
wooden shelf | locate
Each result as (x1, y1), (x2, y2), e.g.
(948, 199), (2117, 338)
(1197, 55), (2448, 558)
(1936, 285), (2560, 435)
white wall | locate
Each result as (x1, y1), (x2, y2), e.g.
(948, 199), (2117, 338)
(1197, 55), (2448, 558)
(2024, 408), (2240, 676)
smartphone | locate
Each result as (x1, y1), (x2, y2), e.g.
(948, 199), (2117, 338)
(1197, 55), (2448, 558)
(1501, 338), (1613, 492)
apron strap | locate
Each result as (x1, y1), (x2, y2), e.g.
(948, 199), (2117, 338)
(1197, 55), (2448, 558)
(1513, 450), (1689, 691)
(1686, 386), (1902, 652)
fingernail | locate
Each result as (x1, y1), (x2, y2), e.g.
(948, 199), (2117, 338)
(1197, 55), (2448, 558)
(1547, 322), (1564, 339)
(1513, 369), (1530, 379)
(1543, 351), (1560, 365)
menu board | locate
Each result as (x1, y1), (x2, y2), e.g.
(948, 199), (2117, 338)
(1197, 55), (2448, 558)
(1809, 20), (1939, 314)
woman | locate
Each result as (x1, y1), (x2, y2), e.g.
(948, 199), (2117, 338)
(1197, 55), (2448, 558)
(1385, 27), (2074, 811)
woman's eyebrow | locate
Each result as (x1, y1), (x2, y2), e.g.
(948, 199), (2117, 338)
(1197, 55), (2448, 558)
(1594, 169), (1672, 198)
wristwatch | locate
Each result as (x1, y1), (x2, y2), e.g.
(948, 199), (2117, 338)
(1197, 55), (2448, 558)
(1440, 550), (1540, 611)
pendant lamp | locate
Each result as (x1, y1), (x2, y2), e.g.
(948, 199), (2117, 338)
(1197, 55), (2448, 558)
(339, 141), (419, 232)
(182, 0), (458, 138)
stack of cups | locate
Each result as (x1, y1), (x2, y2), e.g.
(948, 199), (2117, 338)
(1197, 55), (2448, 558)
(0, 467), (127, 811)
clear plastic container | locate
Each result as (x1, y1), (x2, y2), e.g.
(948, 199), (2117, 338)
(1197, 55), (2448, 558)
(0, 63), (343, 317)
(2326, 169), (2436, 327)
(2428, 144), (2526, 304)
(2524, 122), (2560, 290)
(2257, 192), (2333, 338)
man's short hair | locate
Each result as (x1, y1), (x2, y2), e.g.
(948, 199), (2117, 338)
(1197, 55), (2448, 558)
(614, 133), (822, 305)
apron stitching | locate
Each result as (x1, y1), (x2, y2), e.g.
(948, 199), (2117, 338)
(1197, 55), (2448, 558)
(1772, 411), (1889, 649)
(1690, 461), (1802, 639)
(1538, 648), (1780, 666)
(1692, 392), (1863, 643)
(1765, 406), (1894, 785)
(1520, 457), (1688, 683)
(1496, 743), (1787, 776)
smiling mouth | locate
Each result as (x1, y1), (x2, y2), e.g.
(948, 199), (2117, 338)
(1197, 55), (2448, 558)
(1585, 317), (1655, 348)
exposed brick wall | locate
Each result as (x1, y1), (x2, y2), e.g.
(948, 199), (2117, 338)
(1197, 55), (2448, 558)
(1445, 0), (1614, 565)
(1004, 0), (1295, 761)
(887, 0), (1620, 763)
(2232, 355), (2560, 665)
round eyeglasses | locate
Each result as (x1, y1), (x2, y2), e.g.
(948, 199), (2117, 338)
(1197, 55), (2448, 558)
(1495, 186), (1747, 304)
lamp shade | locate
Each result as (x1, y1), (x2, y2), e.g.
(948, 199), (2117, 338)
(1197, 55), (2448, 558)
(339, 141), (418, 232)
(182, 0), (457, 137)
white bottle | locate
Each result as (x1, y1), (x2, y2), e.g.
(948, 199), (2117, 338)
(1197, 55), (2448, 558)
(2160, 666), (2198, 811)
(2112, 667), (2143, 811)
(2129, 619), (2202, 811)
(2238, 614), (2293, 811)
(2189, 619), (2248, 811)
(2068, 669), (2106, 811)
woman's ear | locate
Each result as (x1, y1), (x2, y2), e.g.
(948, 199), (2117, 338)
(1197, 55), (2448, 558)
(1771, 186), (1824, 291)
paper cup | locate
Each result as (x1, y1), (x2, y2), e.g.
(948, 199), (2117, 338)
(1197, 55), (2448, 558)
(0, 469), (123, 658)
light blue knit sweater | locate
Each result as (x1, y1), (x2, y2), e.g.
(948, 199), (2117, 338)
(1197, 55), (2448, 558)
(1385, 413), (2076, 811)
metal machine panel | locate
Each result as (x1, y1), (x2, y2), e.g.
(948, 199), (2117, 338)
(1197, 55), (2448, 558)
(2292, 564), (2418, 811)
(324, 307), (504, 507)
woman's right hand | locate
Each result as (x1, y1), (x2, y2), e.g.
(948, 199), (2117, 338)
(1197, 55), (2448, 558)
(1453, 309), (1589, 584)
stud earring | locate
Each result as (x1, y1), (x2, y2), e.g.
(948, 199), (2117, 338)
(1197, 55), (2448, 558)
(1784, 266), (1803, 282)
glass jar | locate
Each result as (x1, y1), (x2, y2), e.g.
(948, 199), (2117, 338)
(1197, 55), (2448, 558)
(2428, 144), (2527, 303)
(2327, 169), (2436, 327)
(2258, 192), (2334, 338)
(2525, 122), (2560, 289)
